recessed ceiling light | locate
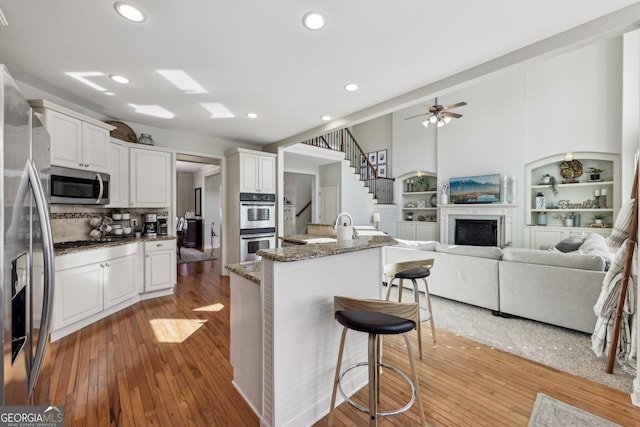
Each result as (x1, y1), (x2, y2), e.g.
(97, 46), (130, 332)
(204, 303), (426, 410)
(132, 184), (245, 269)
(246, 112), (258, 119)
(114, 2), (145, 23)
(302, 11), (326, 30)
(344, 83), (359, 92)
(109, 74), (130, 84)
(321, 115), (331, 121)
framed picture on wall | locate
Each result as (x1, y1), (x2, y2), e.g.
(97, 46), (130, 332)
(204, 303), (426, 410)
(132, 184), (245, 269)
(378, 165), (387, 177)
(377, 149), (387, 165)
(368, 152), (377, 165)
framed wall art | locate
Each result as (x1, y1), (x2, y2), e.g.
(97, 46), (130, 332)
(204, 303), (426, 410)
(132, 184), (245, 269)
(378, 164), (387, 177)
(377, 149), (387, 165)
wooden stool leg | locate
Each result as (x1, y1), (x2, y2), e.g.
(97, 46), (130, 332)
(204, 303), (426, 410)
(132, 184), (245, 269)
(328, 327), (349, 426)
(384, 278), (394, 301)
(368, 333), (378, 426)
(403, 332), (427, 427)
(422, 278), (436, 344)
(398, 278), (404, 301)
(411, 279), (423, 359)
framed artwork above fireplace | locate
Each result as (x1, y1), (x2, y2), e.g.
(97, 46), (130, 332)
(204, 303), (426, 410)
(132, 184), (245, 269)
(449, 174), (501, 204)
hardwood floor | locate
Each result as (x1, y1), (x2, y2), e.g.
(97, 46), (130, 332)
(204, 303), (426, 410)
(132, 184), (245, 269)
(35, 250), (640, 426)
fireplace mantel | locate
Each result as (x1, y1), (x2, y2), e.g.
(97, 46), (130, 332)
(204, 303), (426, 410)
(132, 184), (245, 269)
(439, 204), (517, 247)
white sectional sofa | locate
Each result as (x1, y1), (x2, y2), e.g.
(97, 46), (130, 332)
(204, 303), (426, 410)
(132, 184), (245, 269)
(382, 234), (611, 334)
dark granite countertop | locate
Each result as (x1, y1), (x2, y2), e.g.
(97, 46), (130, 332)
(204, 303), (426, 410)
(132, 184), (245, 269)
(258, 235), (397, 262)
(54, 236), (176, 256)
(225, 261), (261, 284)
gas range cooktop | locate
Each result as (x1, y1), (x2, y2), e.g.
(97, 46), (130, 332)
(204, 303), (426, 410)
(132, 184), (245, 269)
(53, 239), (113, 250)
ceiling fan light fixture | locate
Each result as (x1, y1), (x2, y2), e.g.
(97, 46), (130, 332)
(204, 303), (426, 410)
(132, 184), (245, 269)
(428, 114), (438, 124)
(443, 116), (452, 124)
(437, 119), (446, 128)
(421, 119), (430, 128)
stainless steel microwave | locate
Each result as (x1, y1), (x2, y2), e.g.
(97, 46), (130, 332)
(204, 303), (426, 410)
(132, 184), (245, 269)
(50, 165), (110, 204)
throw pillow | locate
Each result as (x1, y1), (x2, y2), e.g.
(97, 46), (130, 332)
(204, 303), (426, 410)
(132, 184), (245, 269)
(555, 236), (585, 253)
(608, 199), (636, 248)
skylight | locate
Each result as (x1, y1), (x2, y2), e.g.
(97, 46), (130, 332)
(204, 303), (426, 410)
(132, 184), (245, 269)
(201, 103), (235, 118)
(157, 69), (207, 94)
(128, 103), (175, 119)
(66, 71), (106, 92)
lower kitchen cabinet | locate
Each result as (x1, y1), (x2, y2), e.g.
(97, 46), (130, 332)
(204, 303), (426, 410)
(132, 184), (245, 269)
(52, 243), (143, 341)
(144, 240), (177, 292)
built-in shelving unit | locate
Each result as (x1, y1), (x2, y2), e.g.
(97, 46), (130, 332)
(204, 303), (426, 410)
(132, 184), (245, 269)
(524, 152), (620, 249)
(396, 171), (439, 241)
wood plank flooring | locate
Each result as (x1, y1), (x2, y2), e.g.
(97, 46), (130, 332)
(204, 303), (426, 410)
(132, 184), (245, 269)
(34, 250), (640, 426)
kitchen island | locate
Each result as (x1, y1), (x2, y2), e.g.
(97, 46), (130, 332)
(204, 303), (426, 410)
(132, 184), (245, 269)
(226, 234), (396, 427)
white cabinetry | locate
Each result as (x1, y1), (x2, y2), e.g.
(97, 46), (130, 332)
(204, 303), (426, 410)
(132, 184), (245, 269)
(30, 100), (112, 173)
(144, 240), (177, 292)
(106, 140), (130, 208)
(395, 171), (439, 241)
(524, 152), (620, 249)
(239, 150), (276, 193)
(129, 147), (172, 207)
(52, 243), (142, 341)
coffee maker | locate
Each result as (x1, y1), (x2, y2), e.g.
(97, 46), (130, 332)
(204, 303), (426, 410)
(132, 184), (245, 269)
(143, 213), (158, 238)
(157, 216), (168, 236)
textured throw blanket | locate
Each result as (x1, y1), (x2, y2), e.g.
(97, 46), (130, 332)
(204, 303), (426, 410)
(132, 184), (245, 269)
(591, 240), (637, 361)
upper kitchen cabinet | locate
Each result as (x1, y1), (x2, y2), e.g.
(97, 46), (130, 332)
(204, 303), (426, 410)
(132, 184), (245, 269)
(129, 146), (172, 208)
(30, 100), (113, 173)
(106, 139), (130, 208)
(232, 149), (276, 193)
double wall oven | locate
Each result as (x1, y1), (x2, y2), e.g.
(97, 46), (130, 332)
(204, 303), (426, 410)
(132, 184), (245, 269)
(240, 192), (276, 262)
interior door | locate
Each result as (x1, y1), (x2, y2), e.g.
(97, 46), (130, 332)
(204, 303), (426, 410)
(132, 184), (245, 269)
(319, 184), (338, 224)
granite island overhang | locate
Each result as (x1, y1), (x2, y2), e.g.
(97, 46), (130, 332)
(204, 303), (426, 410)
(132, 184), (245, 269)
(225, 234), (397, 426)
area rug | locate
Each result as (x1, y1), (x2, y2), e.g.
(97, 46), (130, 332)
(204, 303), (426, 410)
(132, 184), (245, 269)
(395, 290), (635, 393)
(528, 393), (622, 426)
(177, 247), (216, 264)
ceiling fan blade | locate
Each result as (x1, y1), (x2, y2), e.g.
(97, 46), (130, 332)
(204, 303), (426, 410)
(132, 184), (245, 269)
(443, 101), (467, 110)
(404, 113), (427, 120)
(442, 111), (462, 118)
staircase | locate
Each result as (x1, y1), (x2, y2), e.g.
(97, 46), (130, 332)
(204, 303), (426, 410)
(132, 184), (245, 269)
(301, 128), (395, 204)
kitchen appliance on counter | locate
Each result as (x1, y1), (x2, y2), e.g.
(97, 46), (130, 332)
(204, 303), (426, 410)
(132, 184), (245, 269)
(239, 193), (276, 261)
(157, 216), (168, 236)
(1, 65), (55, 405)
(50, 165), (110, 205)
(143, 213), (158, 238)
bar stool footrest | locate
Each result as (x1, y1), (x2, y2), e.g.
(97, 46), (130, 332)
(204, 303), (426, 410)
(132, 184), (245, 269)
(337, 361), (416, 417)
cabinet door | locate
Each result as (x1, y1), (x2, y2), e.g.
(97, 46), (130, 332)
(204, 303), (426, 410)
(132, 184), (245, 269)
(530, 228), (567, 250)
(53, 263), (103, 329)
(145, 250), (176, 292)
(104, 255), (138, 308)
(240, 152), (259, 192)
(258, 155), (276, 193)
(46, 109), (83, 169)
(81, 122), (110, 173)
(415, 222), (436, 241)
(396, 222), (415, 240)
(106, 143), (129, 208)
(130, 148), (172, 207)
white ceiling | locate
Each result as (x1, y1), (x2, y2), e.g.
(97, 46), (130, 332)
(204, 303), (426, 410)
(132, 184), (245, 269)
(1, 1), (639, 147)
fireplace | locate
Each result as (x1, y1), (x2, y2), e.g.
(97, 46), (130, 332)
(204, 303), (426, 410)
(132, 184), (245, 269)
(455, 219), (498, 246)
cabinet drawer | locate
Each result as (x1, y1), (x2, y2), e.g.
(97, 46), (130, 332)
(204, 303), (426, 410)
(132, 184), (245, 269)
(144, 239), (176, 253)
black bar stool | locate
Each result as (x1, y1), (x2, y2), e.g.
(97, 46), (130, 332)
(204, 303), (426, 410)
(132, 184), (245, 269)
(328, 296), (426, 427)
(383, 259), (436, 359)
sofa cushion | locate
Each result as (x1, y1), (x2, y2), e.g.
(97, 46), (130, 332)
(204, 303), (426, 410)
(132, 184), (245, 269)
(502, 247), (606, 271)
(394, 239), (438, 251)
(435, 244), (503, 260)
(554, 235), (585, 253)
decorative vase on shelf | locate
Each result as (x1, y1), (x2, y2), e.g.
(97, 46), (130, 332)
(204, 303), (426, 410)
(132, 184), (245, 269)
(441, 192), (448, 205)
(138, 133), (155, 145)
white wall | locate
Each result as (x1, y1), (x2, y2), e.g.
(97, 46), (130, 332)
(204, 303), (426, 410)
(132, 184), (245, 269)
(351, 115), (393, 176)
(177, 172), (195, 217)
(204, 173), (221, 249)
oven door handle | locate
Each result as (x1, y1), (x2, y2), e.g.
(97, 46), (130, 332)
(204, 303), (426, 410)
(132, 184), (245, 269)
(241, 203), (274, 207)
(241, 234), (275, 240)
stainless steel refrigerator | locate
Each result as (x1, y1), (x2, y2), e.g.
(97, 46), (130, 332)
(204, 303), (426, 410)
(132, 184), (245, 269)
(1, 65), (54, 405)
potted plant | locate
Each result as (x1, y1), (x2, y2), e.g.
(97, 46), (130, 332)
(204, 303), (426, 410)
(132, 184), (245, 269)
(587, 167), (604, 181)
(593, 213), (606, 225)
(111, 208), (122, 220)
(134, 225), (143, 238)
(415, 176), (429, 192)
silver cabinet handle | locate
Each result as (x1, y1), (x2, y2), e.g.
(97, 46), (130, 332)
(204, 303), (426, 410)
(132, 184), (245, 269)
(95, 172), (104, 204)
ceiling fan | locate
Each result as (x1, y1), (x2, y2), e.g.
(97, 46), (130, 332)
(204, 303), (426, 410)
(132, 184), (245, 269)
(405, 97), (467, 128)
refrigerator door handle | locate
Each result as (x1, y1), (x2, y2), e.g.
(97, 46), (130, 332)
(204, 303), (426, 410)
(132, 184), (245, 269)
(26, 159), (54, 398)
(95, 172), (104, 204)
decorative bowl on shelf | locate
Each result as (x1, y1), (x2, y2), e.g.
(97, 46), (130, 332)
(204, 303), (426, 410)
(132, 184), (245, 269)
(429, 194), (437, 207)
